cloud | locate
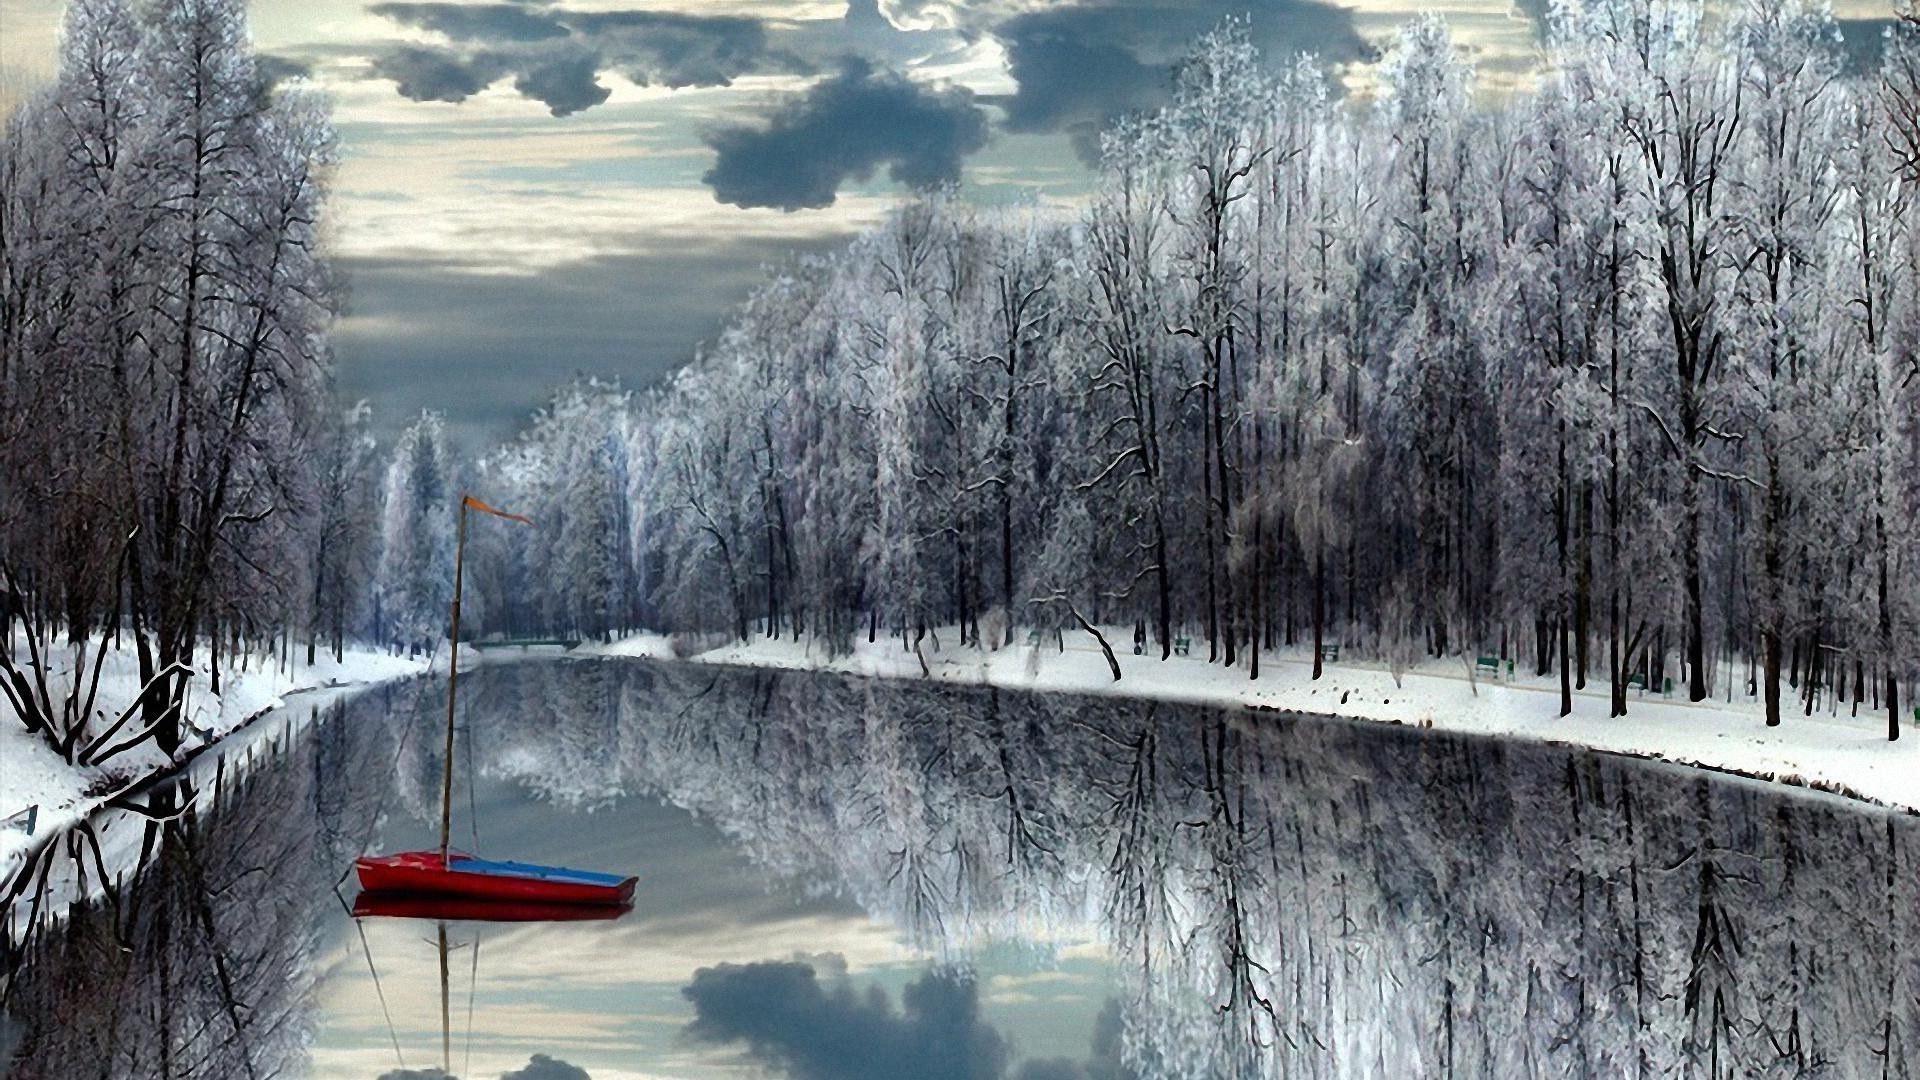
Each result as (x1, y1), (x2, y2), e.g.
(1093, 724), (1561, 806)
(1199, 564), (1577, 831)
(257, 53), (314, 88)
(1508, 0), (1552, 40)
(370, 43), (501, 103)
(566, 10), (801, 89)
(992, 22), (1161, 161)
(988, 0), (1375, 161)
(681, 962), (1009, 1080)
(1016, 1061), (1086, 1080)
(365, 2), (800, 114)
(1838, 18), (1901, 75)
(369, 2), (568, 43)
(845, 0), (891, 32)
(701, 58), (989, 210)
(501, 1054), (592, 1080)
(510, 50), (610, 116)
(370, 1054), (588, 1080)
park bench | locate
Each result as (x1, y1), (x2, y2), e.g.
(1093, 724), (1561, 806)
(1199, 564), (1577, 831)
(1475, 655), (1513, 679)
(1, 804), (37, 837)
(1174, 635), (1192, 656)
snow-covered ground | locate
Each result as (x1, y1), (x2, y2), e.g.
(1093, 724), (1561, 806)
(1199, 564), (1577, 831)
(582, 628), (1920, 814)
(0, 640), (428, 877)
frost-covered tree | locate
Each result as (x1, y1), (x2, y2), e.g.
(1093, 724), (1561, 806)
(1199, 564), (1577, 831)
(1080, 115), (1181, 660)
(1376, 14), (1485, 662)
(0, 0), (349, 759)
(309, 402), (380, 662)
(374, 412), (457, 655)
(1725, 0), (1848, 726)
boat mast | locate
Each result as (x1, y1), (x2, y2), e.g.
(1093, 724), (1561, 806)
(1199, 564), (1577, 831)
(439, 497), (468, 864)
(438, 919), (452, 1074)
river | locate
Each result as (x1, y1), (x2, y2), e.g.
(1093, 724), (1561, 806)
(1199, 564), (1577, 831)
(3, 657), (1915, 1078)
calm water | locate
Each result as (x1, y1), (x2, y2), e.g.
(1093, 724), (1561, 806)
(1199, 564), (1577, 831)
(2, 658), (1915, 1079)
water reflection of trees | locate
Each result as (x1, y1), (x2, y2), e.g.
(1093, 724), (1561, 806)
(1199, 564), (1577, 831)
(493, 660), (1918, 1079)
(3, 684), (425, 1078)
(2, 662), (1912, 1078)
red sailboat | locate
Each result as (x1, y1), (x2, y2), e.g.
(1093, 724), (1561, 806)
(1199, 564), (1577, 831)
(355, 494), (637, 908)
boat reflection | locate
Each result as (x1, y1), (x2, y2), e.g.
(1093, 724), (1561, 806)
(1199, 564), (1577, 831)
(350, 891), (631, 922)
(350, 894), (629, 1078)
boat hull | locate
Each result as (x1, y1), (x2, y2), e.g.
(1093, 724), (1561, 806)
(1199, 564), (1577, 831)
(355, 850), (636, 905)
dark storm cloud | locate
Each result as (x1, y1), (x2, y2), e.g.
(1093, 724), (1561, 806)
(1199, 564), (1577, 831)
(365, 2), (800, 114)
(989, 0), (1375, 162)
(701, 58), (989, 210)
(681, 962), (1009, 1080)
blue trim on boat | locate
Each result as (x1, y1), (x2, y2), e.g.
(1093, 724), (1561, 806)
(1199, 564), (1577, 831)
(451, 858), (630, 887)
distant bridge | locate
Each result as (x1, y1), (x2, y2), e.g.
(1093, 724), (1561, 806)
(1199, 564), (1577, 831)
(470, 636), (581, 651)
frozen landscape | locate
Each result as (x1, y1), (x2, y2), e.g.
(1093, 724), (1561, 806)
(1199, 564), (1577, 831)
(3, 0), (1919, 1075)
(590, 628), (1920, 813)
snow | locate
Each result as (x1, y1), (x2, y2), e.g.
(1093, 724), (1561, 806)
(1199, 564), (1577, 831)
(581, 628), (1920, 814)
(0, 639), (428, 879)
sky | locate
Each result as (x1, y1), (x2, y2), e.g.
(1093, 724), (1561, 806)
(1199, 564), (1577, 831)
(0, 0), (1906, 450)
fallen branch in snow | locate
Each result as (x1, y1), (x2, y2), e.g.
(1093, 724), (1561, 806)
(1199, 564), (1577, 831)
(76, 662), (193, 765)
(1031, 592), (1122, 681)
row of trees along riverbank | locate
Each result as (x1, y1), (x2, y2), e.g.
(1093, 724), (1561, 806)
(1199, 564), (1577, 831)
(0, 0), (373, 765)
(452, 5), (1920, 735)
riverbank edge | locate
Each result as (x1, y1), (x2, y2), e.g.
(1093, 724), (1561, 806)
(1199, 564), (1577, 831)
(579, 630), (1920, 817)
(0, 648), (430, 884)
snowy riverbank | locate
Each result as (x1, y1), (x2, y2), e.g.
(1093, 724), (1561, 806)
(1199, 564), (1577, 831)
(582, 629), (1920, 815)
(0, 643), (428, 878)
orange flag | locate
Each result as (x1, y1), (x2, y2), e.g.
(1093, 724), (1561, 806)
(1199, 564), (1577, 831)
(463, 494), (534, 525)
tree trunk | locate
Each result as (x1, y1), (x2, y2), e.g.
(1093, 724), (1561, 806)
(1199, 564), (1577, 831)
(1576, 486), (1592, 690)
(1311, 551), (1326, 682)
(1559, 615), (1572, 718)
(1763, 628), (1781, 728)
(1683, 488), (1708, 702)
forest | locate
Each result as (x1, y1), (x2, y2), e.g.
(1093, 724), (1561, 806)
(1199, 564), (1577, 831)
(448, 4), (1920, 732)
(3, 0), (1919, 762)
